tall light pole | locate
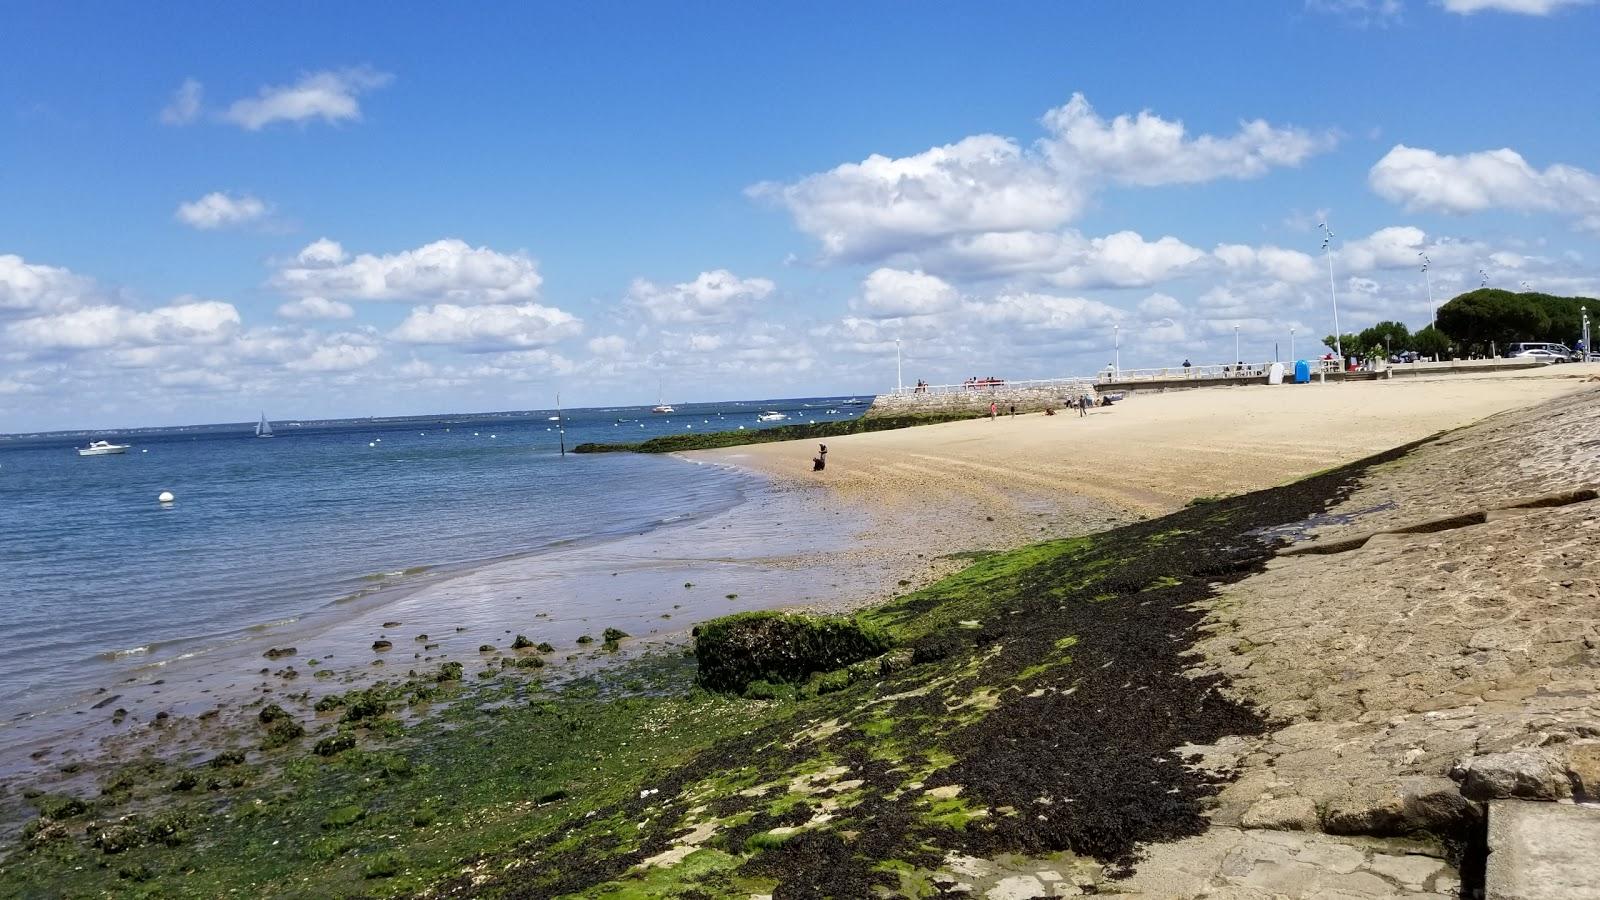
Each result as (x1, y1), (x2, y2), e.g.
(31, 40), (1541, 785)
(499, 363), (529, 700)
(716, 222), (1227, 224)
(1290, 327), (1296, 361)
(1420, 253), (1435, 329)
(1320, 222), (1342, 362)
(894, 338), (903, 393)
(1479, 269), (1489, 288)
(1234, 324), (1240, 366)
(1584, 305), (1591, 361)
(1113, 324), (1120, 379)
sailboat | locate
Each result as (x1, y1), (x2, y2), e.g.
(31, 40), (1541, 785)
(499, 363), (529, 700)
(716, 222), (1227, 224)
(255, 412), (274, 438)
(651, 380), (674, 414)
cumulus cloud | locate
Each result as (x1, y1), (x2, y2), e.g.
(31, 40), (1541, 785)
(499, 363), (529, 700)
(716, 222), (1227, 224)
(276, 296), (355, 320)
(1213, 243), (1320, 282)
(1440, 0), (1591, 13)
(962, 291), (1123, 331)
(160, 78), (203, 125)
(390, 303), (582, 351)
(749, 135), (1079, 262)
(284, 340), (381, 372)
(627, 269), (775, 322)
(223, 67), (392, 130)
(854, 268), (959, 318)
(586, 335), (628, 357)
(754, 93), (1329, 268)
(1369, 145), (1600, 229)
(175, 191), (269, 229)
(1041, 93), (1331, 187)
(274, 238), (544, 304)
(911, 229), (1208, 289)
(6, 299), (240, 350)
(0, 254), (99, 316)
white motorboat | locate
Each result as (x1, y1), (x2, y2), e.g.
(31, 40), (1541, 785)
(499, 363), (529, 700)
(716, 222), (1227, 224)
(255, 412), (274, 438)
(757, 411), (788, 422)
(77, 440), (129, 457)
(651, 404), (675, 414)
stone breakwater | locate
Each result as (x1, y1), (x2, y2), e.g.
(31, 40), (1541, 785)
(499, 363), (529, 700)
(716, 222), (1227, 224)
(866, 380), (1099, 417)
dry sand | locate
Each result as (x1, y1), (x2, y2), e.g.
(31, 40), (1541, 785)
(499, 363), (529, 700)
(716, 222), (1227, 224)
(697, 368), (1600, 582)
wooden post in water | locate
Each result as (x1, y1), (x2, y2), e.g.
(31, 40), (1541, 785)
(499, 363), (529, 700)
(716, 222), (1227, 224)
(557, 393), (565, 457)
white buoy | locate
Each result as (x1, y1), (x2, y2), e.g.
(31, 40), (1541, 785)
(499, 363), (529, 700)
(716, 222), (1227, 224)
(157, 491), (175, 503)
(369, 441), (376, 447)
(490, 434), (496, 438)
(141, 449), (148, 453)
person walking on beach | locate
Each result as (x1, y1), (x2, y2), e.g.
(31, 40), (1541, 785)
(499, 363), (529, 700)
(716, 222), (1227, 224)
(1009, 404), (1015, 418)
(1078, 394), (1089, 417)
(990, 401), (997, 421)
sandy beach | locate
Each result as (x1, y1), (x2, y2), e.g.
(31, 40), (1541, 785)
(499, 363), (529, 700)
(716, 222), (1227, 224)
(698, 368), (1600, 572)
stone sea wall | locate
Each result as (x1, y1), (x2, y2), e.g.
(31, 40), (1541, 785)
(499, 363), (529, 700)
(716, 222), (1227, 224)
(866, 381), (1099, 417)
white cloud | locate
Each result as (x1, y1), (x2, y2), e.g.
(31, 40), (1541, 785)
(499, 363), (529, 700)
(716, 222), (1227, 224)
(906, 228), (1208, 288)
(1138, 292), (1186, 318)
(160, 78), (203, 125)
(6, 300), (240, 350)
(284, 341), (381, 372)
(275, 238), (544, 304)
(963, 291), (1123, 332)
(0, 254), (99, 316)
(223, 67), (392, 130)
(390, 303), (582, 351)
(754, 93), (1330, 267)
(1369, 145), (1600, 227)
(1440, 0), (1591, 13)
(586, 335), (628, 357)
(854, 268), (959, 318)
(276, 296), (355, 320)
(175, 191), (270, 230)
(627, 269), (775, 322)
(1048, 231), (1207, 289)
(1041, 93), (1332, 187)
(749, 135), (1078, 262)
(1214, 243), (1321, 282)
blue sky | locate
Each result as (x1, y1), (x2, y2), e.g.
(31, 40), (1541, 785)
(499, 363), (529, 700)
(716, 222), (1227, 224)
(3, 0), (1598, 430)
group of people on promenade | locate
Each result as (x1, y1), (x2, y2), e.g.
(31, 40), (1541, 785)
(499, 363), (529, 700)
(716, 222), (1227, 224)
(964, 376), (1006, 389)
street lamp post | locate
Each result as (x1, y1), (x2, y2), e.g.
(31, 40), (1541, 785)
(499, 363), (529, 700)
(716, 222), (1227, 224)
(1320, 223), (1342, 363)
(1420, 253), (1435, 329)
(1584, 306), (1591, 361)
(894, 338), (903, 394)
(1290, 327), (1296, 361)
(1113, 324), (1120, 379)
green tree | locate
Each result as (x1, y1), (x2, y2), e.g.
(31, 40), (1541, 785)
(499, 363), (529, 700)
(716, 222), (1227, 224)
(1321, 333), (1359, 358)
(1412, 325), (1452, 359)
(1357, 321), (1411, 357)
(1435, 289), (1553, 354)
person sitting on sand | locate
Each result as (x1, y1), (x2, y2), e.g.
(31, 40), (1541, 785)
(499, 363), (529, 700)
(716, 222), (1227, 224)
(812, 444), (827, 472)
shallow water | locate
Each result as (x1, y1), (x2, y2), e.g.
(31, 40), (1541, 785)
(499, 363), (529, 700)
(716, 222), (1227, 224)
(0, 399), (863, 734)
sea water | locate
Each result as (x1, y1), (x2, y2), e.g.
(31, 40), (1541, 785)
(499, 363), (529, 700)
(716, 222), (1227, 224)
(0, 398), (863, 726)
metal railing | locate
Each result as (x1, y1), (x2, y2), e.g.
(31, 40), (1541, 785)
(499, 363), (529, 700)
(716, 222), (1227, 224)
(892, 377), (1097, 396)
(1095, 359), (1340, 383)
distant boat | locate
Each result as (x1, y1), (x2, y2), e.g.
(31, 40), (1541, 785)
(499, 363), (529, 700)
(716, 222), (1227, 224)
(841, 398), (866, 406)
(255, 412), (274, 438)
(651, 379), (675, 414)
(547, 415), (561, 421)
(77, 440), (129, 457)
(757, 411), (788, 422)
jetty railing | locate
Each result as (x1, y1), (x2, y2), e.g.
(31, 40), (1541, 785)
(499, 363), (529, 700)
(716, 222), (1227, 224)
(1095, 359), (1341, 383)
(894, 361), (1340, 395)
(893, 377), (1097, 396)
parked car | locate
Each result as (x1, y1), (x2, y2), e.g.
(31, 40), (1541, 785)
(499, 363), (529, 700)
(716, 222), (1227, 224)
(1508, 348), (1568, 362)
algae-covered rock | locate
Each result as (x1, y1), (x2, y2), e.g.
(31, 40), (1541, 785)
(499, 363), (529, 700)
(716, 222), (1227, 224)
(511, 634), (534, 649)
(313, 733), (356, 757)
(692, 611), (893, 693)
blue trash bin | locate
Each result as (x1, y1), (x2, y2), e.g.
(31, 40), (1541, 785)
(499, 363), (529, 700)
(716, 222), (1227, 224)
(1293, 360), (1311, 383)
